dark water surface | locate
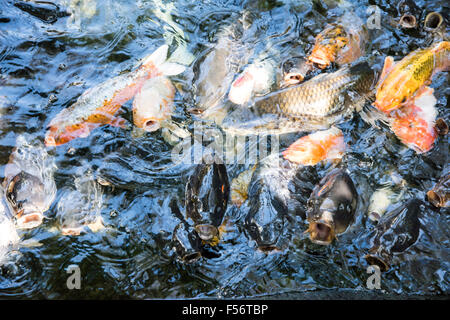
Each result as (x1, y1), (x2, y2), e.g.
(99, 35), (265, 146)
(0, 0), (449, 298)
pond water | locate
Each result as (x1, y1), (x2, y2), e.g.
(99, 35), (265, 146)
(0, 0), (448, 298)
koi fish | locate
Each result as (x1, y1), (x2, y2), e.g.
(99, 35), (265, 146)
(308, 12), (367, 69)
(45, 44), (185, 146)
(374, 41), (449, 113)
(282, 127), (345, 166)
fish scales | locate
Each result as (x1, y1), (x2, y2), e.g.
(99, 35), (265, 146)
(254, 62), (375, 121)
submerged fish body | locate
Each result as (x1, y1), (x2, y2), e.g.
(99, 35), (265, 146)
(374, 41), (450, 113)
(56, 172), (104, 236)
(185, 162), (230, 245)
(132, 76), (175, 132)
(306, 168), (358, 245)
(3, 135), (56, 229)
(222, 62), (375, 135)
(45, 45), (185, 146)
(308, 11), (367, 69)
(194, 23), (250, 115)
(243, 155), (312, 252)
(365, 198), (422, 272)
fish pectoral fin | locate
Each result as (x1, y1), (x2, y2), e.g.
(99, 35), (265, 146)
(109, 116), (128, 129)
(88, 110), (127, 129)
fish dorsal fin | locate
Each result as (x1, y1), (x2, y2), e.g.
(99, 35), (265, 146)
(377, 56), (395, 86)
(159, 62), (186, 76)
(140, 45), (186, 76)
(141, 44), (169, 68)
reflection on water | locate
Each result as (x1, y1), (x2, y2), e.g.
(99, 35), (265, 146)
(0, 0), (449, 298)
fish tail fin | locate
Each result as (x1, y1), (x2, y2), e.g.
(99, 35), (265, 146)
(360, 104), (391, 129)
(140, 44), (186, 76)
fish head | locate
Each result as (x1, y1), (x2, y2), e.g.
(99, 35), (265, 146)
(281, 57), (313, 87)
(5, 172), (47, 229)
(309, 24), (349, 68)
(132, 77), (175, 132)
(364, 250), (391, 272)
(185, 163), (230, 246)
(194, 224), (219, 242)
(307, 169), (358, 244)
(228, 68), (255, 105)
(172, 223), (202, 263)
(244, 192), (287, 252)
(366, 199), (422, 270)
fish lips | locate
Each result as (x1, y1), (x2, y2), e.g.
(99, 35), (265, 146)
(194, 224), (219, 242)
(140, 118), (162, 132)
(307, 217), (336, 245)
(16, 210), (44, 229)
(364, 252), (391, 272)
(399, 14), (417, 29)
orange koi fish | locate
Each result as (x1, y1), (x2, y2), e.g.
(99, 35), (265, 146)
(374, 41), (449, 113)
(308, 12), (367, 69)
(45, 45), (185, 146)
(282, 127), (345, 166)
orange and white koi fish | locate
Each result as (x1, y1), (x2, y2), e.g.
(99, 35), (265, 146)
(308, 12), (367, 69)
(45, 45), (185, 146)
(132, 76), (175, 132)
(390, 86), (438, 153)
(282, 127), (345, 166)
(374, 41), (449, 113)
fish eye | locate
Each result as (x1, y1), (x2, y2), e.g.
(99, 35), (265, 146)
(274, 221), (283, 231)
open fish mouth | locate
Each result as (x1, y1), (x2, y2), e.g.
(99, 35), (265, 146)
(399, 14), (417, 28)
(16, 211), (44, 229)
(426, 190), (444, 208)
(364, 254), (390, 272)
(424, 12), (443, 32)
(142, 118), (161, 132)
(281, 72), (305, 87)
(194, 224), (219, 242)
(257, 245), (281, 253)
(181, 252), (202, 263)
(307, 220), (335, 245)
